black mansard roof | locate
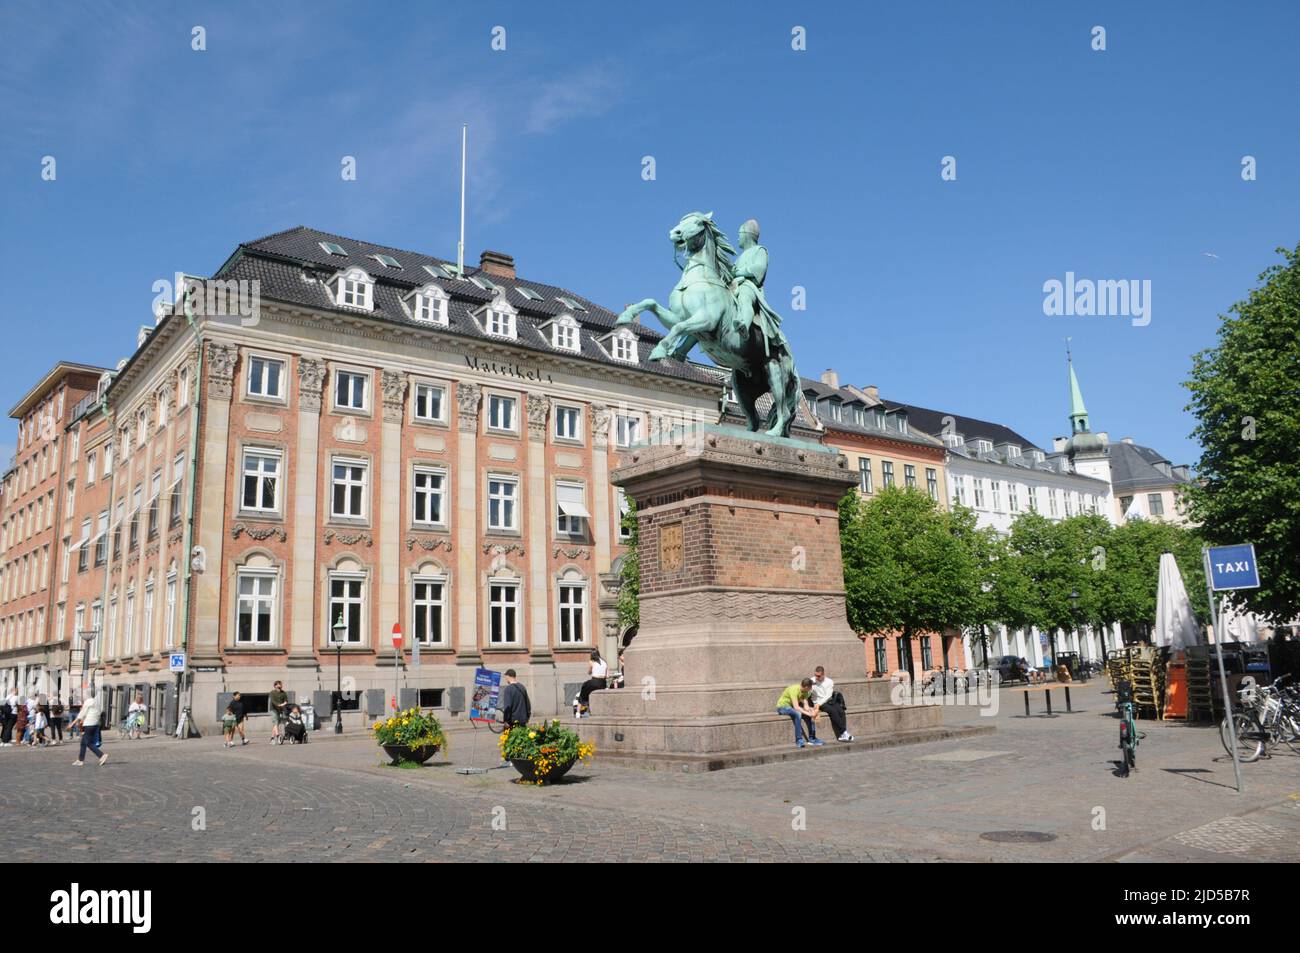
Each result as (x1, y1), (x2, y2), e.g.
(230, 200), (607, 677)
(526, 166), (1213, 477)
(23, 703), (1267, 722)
(214, 226), (721, 388)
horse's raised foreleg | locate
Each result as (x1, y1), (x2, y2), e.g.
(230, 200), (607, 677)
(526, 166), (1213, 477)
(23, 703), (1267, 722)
(617, 299), (679, 331)
(650, 310), (721, 361)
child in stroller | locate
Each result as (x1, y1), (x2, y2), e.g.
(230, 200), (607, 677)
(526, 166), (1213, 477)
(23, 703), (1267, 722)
(283, 705), (308, 744)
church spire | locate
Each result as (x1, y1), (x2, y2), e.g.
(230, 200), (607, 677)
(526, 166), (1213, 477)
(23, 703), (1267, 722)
(1067, 341), (1090, 435)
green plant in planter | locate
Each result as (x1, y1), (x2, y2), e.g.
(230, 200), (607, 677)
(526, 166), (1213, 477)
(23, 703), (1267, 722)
(498, 719), (596, 784)
(371, 707), (447, 758)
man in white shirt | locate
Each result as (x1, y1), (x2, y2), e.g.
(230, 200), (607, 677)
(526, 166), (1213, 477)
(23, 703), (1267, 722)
(71, 690), (108, 766)
(0, 688), (18, 745)
(809, 666), (853, 743)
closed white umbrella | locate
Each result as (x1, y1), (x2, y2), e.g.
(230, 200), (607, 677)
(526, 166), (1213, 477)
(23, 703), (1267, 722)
(1154, 551), (1201, 650)
(1220, 599), (1263, 643)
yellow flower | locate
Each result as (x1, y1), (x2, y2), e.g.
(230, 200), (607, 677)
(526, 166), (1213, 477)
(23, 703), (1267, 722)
(528, 731), (536, 739)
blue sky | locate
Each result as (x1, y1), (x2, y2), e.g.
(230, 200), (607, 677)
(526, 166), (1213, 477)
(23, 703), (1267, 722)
(2, 0), (1297, 468)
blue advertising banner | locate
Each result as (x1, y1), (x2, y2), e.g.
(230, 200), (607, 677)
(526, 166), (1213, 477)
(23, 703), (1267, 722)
(469, 667), (501, 723)
(1206, 544), (1261, 591)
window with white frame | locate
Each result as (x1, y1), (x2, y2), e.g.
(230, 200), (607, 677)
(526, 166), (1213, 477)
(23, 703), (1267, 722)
(881, 461), (895, 488)
(412, 467), (446, 525)
(1048, 488), (1059, 516)
(157, 391), (168, 428)
(247, 356), (284, 399)
(615, 414), (641, 448)
(106, 595), (118, 658)
(973, 478), (985, 508)
(991, 480), (1001, 511)
(169, 453), (185, 526)
(1009, 483), (1019, 512)
(413, 382), (446, 423)
(489, 581), (520, 644)
(104, 440), (114, 474)
(241, 449), (281, 514)
(331, 459), (368, 520)
(554, 404), (581, 441)
(859, 458), (873, 493)
(558, 580), (587, 643)
(611, 329), (637, 363)
(236, 570), (276, 645)
(487, 476), (518, 531)
(552, 316), (580, 352)
(904, 464), (917, 488)
(129, 487), (142, 551)
(165, 572), (177, 648)
(177, 367), (189, 408)
(487, 394), (516, 432)
(86, 452), (96, 485)
(137, 410), (148, 445)
(556, 482), (590, 536)
(328, 574), (365, 644)
(412, 576), (445, 645)
(485, 306), (516, 339)
(142, 580), (154, 653)
(336, 269), (373, 309)
(147, 471), (161, 538)
(411, 287), (448, 325)
(334, 370), (368, 411)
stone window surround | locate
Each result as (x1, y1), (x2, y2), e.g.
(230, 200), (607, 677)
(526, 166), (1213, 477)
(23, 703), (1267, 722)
(552, 400), (584, 445)
(329, 362), (374, 418)
(327, 451), (373, 527)
(322, 556), (371, 650)
(409, 461), (450, 531)
(228, 550), (285, 651)
(407, 559), (450, 648)
(613, 409), (645, 449)
(553, 479), (590, 542)
(555, 566), (589, 645)
(410, 376), (451, 427)
(483, 566), (524, 648)
(241, 348), (292, 407)
(484, 469), (522, 536)
(483, 387), (521, 437)
(237, 440), (288, 521)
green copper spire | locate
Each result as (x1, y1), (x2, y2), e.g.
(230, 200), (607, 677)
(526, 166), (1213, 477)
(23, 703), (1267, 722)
(1067, 343), (1089, 435)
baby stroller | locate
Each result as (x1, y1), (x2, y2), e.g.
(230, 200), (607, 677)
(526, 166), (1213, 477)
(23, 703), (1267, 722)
(282, 711), (308, 744)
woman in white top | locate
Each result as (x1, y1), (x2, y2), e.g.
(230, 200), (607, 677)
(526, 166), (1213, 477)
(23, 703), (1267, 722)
(575, 651), (608, 717)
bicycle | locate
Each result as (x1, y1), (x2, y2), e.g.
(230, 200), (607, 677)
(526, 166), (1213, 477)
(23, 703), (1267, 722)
(1115, 678), (1141, 777)
(118, 712), (147, 740)
(1220, 675), (1300, 763)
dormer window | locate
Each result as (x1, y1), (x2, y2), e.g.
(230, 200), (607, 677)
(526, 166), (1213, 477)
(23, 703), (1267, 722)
(610, 328), (637, 363)
(974, 439), (993, 453)
(854, 407), (865, 426)
(479, 292), (517, 340)
(830, 401), (842, 422)
(873, 409), (885, 428)
(333, 268), (374, 310)
(551, 315), (580, 353)
(408, 285), (449, 325)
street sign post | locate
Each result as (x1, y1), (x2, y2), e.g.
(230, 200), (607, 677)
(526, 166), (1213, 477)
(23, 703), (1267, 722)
(1203, 543), (1261, 794)
(391, 623), (403, 714)
(168, 653), (186, 674)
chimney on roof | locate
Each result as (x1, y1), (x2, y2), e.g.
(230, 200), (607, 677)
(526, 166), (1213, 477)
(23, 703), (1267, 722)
(479, 250), (515, 280)
(1052, 436), (1068, 453)
(862, 384), (879, 401)
(1121, 436), (1134, 444)
(820, 368), (839, 390)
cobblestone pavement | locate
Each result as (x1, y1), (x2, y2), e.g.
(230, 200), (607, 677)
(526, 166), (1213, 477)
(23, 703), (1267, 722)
(3, 680), (1298, 862)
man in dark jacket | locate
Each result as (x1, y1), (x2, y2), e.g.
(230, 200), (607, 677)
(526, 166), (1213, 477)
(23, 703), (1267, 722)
(499, 670), (530, 728)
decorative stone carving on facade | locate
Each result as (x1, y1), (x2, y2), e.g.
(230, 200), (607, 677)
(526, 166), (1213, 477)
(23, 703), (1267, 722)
(457, 382), (482, 433)
(640, 589), (847, 628)
(589, 402), (611, 448)
(381, 370), (407, 423)
(205, 342), (240, 401)
(405, 537), (453, 553)
(323, 529), (374, 547)
(552, 547), (590, 560)
(482, 542), (525, 557)
(297, 358), (326, 413)
(145, 543), (160, 559)
(526, 392), (551, 442)
(167, 529), (184, 547)
(231, 522), (289, 542)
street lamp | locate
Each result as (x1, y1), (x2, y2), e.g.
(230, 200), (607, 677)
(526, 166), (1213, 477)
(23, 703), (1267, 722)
(332, 612), (347, 734)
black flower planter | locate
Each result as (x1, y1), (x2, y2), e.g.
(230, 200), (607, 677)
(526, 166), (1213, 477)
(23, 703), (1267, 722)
(382, 743), (441, 766)
(511, 758), (575, 784)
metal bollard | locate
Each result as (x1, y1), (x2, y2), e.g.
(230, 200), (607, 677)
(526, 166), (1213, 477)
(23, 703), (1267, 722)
(1045, 690), (1053, 716)
(1065, 686), (1072, 712)
(1024, 691), (1031, 717)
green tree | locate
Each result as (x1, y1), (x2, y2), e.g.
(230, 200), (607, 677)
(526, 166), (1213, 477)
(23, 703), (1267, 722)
(1007, 513), (1098, 663)
(1104, 518), (1208, 634)
(1184, 243), (1300, 621)
(840, 487), (981, 666)
(950, 509), (1033, 666)
(616, 495), (640, 630)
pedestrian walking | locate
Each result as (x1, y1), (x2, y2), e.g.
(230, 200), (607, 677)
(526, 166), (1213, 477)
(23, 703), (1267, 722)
(229, 692), (248, 745)
(71, 690), (108, 766)
(221, 706), (238, 747)
(268, 681), (288, 744)
(126, 693), (148, 739)
(49, 695), (65, 745)
(1, 686), (19, 745)
(500, 670), (531, 728)
(14, 697), (29, 747)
